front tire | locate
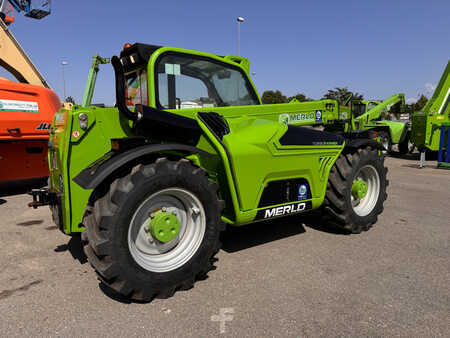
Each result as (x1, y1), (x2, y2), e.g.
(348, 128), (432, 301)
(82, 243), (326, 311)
(82, 158), (225, 301)
(322, 146), (388, 233)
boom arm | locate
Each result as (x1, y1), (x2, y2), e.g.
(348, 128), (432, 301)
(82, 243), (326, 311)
(0, 18), (49, 87)
(5, 0), (51, 19)
(422, 60), (450, 115)
(81, 54), (110, 107)
(355, 93), (405, 127)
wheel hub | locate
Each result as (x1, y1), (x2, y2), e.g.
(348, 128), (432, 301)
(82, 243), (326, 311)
(148, 210), (180, 243)
(352, 179), (368, 199)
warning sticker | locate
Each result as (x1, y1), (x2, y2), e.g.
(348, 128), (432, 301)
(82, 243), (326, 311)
(0, 99), (39, 113)
(165, 64), (181, 75)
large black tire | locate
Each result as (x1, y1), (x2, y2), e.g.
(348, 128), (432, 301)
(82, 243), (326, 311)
(322, 146), (388, 234)
(398, 133), (410, 154)
(378, 131), (392, 154)
(82, 158), (225, 302)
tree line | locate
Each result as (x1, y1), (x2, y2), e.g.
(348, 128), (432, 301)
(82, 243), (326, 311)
(261, 87), (428, 113)
(261, 87), (362, 105)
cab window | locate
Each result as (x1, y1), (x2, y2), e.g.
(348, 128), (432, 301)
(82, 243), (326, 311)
(156, 54), (259, 109)
(352, 103), (366, 117)
(125, 69), (148, 108)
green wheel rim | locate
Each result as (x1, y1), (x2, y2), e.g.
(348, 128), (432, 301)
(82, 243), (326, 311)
(148, 211), (181, 243)
(352, 179), (368, 199)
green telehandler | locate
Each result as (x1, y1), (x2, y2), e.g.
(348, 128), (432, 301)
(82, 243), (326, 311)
(30, 43), (388, 301)
(350, 94), (410, 154)
(411, 61), (450, 153)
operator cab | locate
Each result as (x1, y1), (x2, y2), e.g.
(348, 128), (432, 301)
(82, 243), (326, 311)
(352, 101), (379, 118)
(119, 43), (260, 111)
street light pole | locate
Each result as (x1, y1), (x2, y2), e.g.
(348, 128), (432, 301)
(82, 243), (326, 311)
(237, 17), (244, 56)
(61, 61), (68, 100)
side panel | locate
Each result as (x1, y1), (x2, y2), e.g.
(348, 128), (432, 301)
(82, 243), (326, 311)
(216, 117), (342, 225)
(0, 140), (48, 181)
(0, 80), (60, 140)
(50, 107), (132, 234)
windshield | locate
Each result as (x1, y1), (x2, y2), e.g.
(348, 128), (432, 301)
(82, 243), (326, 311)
(125, 69), (148, 108)
(156, 54), (259, 109)
(352, 103), (366, 117)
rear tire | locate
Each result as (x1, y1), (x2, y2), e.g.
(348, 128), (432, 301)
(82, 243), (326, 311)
(82, 158), (225, 302)
(378, 131), (392, 154)
(398, 133), (411, 154)
(322, 146), (388, 233)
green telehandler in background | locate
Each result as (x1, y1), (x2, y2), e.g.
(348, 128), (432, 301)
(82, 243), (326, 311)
(350, 94), (410, 154)
(411, 61), (450, 154)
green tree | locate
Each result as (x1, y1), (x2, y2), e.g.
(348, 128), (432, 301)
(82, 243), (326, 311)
(414, 94), (428, 111)
(287, 93), (312, 102)
(404, 94), (428, 115)
(322, 87), (363, 105)
(261, 90), (288, 104)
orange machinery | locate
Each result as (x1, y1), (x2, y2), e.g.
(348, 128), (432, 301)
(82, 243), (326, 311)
(0, 80), (60, 182)
(0, 2), (60, 183)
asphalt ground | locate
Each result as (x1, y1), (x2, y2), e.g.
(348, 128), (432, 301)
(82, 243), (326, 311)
(0, 155), (449, 337)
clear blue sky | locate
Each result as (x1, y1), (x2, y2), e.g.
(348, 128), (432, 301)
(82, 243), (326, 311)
(5, 0), (450, 105)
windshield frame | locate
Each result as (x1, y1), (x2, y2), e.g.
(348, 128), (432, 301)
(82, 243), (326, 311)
(153, 51), (260, 110)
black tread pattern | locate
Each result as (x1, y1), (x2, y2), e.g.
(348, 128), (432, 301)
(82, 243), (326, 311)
(82, 158), (225, 302)
(322, 146), (389, 234)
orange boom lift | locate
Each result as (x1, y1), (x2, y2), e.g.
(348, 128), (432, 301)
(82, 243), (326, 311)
(0, 0), (60, 183)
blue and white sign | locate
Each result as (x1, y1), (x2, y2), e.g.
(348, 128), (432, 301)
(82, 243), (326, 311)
(315, 110), (323, 123)
(298, 183), (308, 200)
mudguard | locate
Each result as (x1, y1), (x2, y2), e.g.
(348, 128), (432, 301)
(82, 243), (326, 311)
(73, 143), (213, 190)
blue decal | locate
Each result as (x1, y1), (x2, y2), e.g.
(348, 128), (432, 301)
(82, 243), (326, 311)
(315, 110), (323, 123)
(298, 183), (308, 200)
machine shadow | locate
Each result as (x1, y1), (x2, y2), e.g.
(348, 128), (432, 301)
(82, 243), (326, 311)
(221, 212), (348, 253)
(387, 151), (419, 161)
(0, 177), (47, 197)
(54, 234), (88, 264)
